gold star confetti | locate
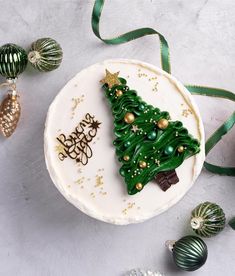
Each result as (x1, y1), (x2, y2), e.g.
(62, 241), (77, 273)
(75, 177), (85, 185)
(182, 108), (193, 118)
(95, 175), (104, 187)
(131, 125), (139, 133)
(55, 144), (66, 155)
(100, 69), (121, 88)
(155, 159), (160, 166)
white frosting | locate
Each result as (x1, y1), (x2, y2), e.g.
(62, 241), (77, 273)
(44, 59), (205, 225)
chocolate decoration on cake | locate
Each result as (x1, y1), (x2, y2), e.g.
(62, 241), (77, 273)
(155, 170), (179, 191)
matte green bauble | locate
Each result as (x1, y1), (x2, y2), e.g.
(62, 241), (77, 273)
(0, 44), (28, 78)
(191, 202), (226, 237)
(172, 236), (208, 271)
(28, 38), (63, 72)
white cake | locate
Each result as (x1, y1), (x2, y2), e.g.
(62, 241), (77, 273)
(44, 59), (205, 225)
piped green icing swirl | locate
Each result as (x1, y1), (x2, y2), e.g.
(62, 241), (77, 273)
(102, 77), (200, 195)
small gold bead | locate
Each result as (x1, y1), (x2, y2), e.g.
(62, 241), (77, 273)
(135, 182), (143, 190)
(123, 155), (130, 161)
(116, 90), (123, 97)
(139, 161), (147, 168)
(157, 118), (169, 129)
(124, 112), (135, 124)
(177, 146), (184, 153)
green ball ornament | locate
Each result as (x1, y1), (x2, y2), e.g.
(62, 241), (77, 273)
(28, 38), (63, 72)
(164, 145), (174, 155)
(124, 141), (131, 147)
(119, 168), (125, 176)
(191, 201), (226, 237)
(138, 103), (145, 111)
(0, 43), (28, 78)
(147, 130), (157, 140)
(167, 235), (208, 271)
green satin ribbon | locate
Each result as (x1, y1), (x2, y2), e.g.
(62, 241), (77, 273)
(92, 0), (235, 176)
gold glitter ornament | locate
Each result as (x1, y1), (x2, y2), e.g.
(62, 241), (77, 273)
(0, 93), (21, 137)
(115, 90), (123, 97)
(124, 112), (135, 124)
(135, 182), (143, 190)
(139, 161), (147, 168)
(177, 146), (184, 153)
(123, 155), (130, 161)
(157, 118), (169, 129)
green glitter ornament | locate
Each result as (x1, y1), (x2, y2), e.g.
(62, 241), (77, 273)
(166, 235), (208, 271)
(0, 43), (28, 79)
(100, 70), (200, 195)
(191, 202), (226, 237)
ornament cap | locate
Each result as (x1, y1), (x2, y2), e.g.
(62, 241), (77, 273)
(28, 50), (41, 64)
(191, 217), (204, 230)
(165, 240), (176, 251)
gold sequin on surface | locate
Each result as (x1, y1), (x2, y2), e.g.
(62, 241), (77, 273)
(71, 95), (85, 119)
(122, 202), (138, 215)
(182, 108), (193, 118)
(75, 177), (85, 188)
(95, 175), (104, 187)
(137, 69), (158, 92)
(86, 169), (107, 199)
(181, 103), (193, 118)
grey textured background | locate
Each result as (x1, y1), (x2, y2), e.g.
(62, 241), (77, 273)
(0, 1), (234, 275)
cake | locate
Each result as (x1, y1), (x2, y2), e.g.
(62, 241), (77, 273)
(44, 59), (205, 225)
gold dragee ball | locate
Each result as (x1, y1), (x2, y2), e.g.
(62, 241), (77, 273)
(139, 161), (147, 168)
(116, 90), (123, 97)
(123, 155), (130, 161)
(157, 118), (169, 129)
(177, 146), (184, 153)
(136, 183), (143, 190)
(124, 112), (135, 124)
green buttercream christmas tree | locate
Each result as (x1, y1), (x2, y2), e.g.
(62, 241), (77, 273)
(101, 70), (200, 195)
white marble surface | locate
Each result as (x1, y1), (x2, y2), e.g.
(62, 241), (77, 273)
(0, 1), (234, 275)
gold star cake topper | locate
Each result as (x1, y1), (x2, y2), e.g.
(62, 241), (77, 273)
(100, 69), (121, 88)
